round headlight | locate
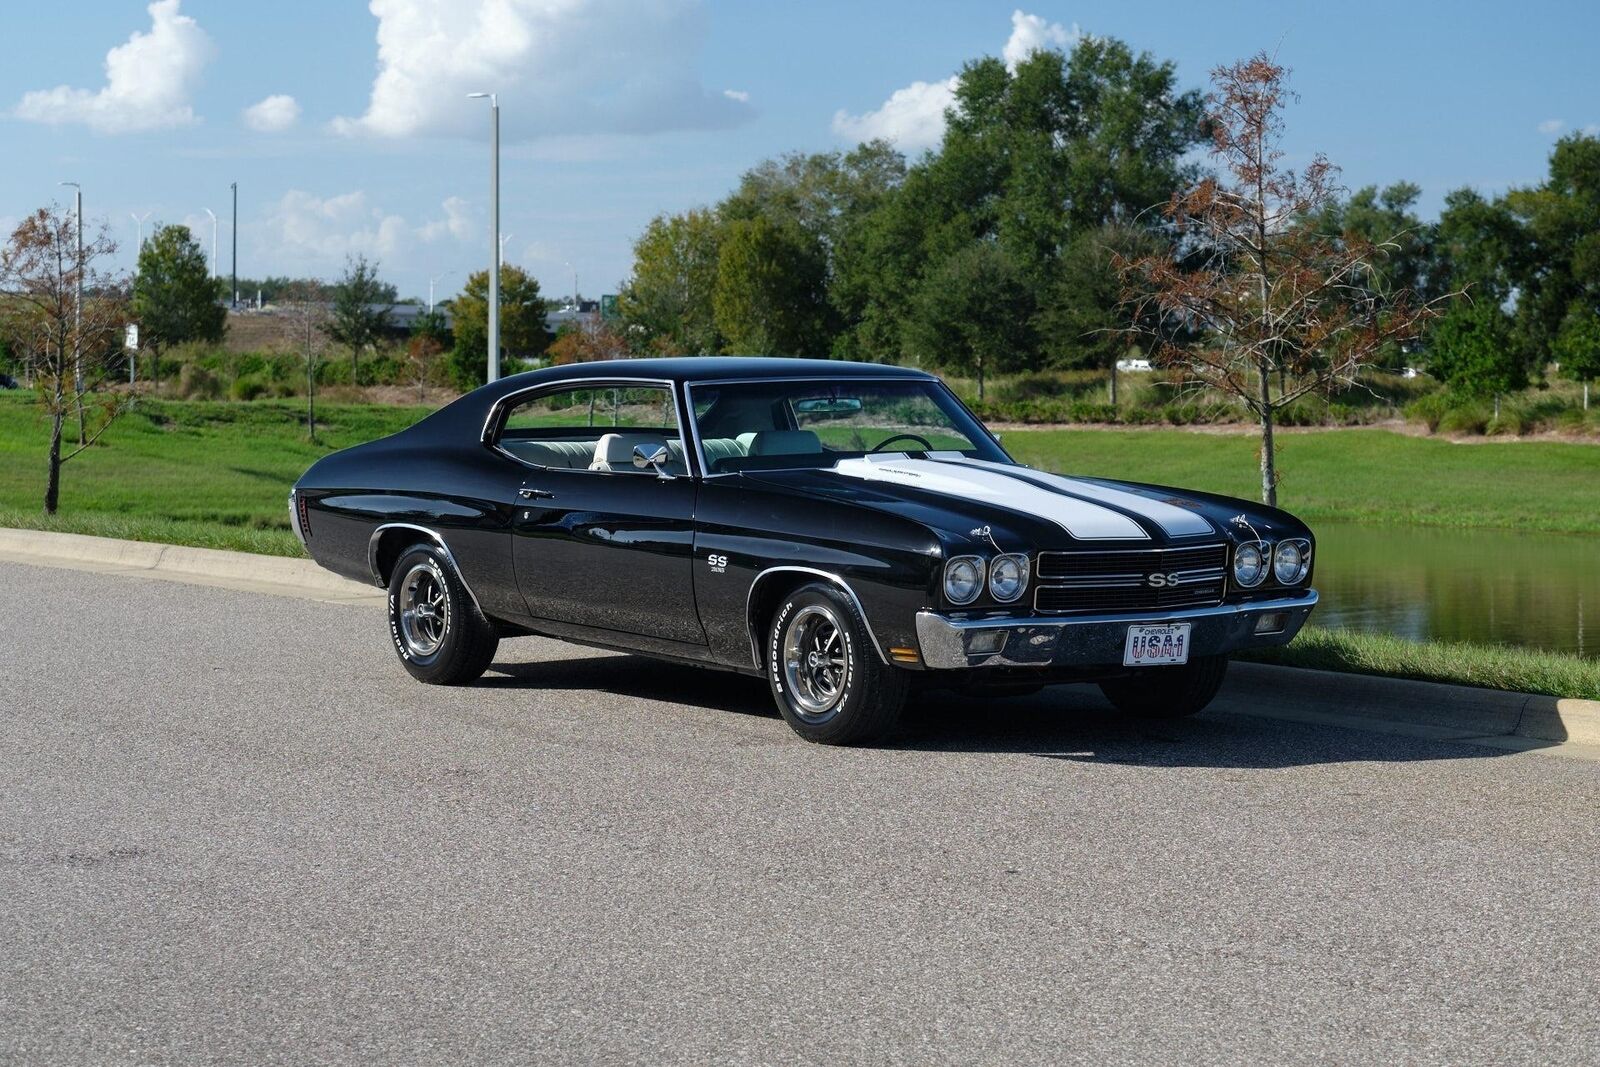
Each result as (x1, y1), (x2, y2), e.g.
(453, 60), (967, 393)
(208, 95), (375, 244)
(1233, 542), (1267, 588)
(1274, 540), (1309, 585)
(988, 553), (1029, 603)
(944, 556), (984, 605)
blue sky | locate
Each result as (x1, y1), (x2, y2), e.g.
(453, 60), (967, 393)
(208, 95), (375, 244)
(2, 1), (1595, 304)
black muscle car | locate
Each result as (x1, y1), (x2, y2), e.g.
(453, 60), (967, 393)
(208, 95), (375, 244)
(292, 358), (1317, 744)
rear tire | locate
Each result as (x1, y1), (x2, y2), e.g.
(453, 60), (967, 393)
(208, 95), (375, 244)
(1099, 655), (1229, 719)
(766, 583), (908, 745)
(387, 544), (499, 685)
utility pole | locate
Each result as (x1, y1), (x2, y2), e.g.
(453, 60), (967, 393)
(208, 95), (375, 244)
(468, 92), (500, 383)
(230, 182), (239, 309)
(59, 182), (84, 445)
(204, 208), (218, 278)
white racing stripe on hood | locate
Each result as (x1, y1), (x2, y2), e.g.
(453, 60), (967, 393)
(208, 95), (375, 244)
(832, 456), (1149, 540)
(953, 459), (1216, 538)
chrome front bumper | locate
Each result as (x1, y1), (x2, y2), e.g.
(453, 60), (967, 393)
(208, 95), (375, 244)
(914, 591), (1318, 669)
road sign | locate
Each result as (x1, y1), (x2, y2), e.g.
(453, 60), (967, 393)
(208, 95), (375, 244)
(124, 323), (139, 351)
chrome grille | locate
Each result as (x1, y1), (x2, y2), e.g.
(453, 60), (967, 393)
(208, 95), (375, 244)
(1033, 543), (1228, 615)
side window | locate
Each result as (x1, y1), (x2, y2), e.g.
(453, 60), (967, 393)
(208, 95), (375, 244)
(496, 384), (683, 473)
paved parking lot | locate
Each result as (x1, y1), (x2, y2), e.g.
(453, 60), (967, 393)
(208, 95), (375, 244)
(4, 560), (1598, 1064)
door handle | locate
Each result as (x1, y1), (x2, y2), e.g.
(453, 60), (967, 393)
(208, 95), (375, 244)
(518, 487), (555, 500)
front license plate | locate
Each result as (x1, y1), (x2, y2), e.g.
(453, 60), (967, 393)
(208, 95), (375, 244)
(1123, 623), (1191, 667)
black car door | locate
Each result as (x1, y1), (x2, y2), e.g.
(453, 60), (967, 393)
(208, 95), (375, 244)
(498, 381), (706, 646)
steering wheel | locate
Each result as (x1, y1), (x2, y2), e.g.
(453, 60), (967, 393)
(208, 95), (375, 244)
(869, 432), (934, 453)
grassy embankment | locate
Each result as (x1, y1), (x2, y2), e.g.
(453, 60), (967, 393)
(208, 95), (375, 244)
(4, 393), (1600, 698)
(1244, 627), (1600, 702)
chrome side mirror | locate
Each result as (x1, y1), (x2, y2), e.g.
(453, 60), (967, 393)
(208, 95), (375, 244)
(632, 443), (674, 478)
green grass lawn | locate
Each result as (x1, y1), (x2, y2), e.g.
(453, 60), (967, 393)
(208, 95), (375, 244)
(1004, 428), (1600, 534)
(3, 396), (1598, 557)
(0, 395), (430, 555)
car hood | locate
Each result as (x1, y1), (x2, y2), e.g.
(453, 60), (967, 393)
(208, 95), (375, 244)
(739, 455), (1310, 552)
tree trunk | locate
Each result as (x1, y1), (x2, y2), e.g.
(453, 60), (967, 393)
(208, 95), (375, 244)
(1258, 357), (1277, 507)
(1108, 362), (1118, 406)
(1584, 381), (1589, 410)
(44, 409), (63, 511)
(351, 347), (359, 387)
(977, 358), (985, 402)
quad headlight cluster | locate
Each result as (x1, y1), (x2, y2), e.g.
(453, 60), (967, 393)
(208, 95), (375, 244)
(943, 552), (1031, 605)
(1232, 539), (1312, 588)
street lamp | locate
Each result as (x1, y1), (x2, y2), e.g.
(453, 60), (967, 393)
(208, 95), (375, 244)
(203, 207), (219, 278)
(131, 211), (151, 262)
(428, 270), (454, 313)
(468, 91), (501, 382)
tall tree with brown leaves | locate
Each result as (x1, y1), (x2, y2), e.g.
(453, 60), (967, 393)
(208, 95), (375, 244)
(0, 206), (127, 514)
(1122, 55), (1449, 506)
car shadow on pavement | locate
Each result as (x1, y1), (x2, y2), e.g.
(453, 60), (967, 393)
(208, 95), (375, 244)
(483, 651), (1523, 769)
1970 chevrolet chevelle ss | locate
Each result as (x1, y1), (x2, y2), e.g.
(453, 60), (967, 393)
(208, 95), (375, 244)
(293, 357), (1317, 743)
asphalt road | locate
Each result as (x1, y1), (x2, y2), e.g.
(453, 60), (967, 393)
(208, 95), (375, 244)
(3, 560), (1598, 1066)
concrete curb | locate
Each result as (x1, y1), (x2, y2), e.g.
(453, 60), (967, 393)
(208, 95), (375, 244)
(6, 526), (1598, 751)
(0, 526), (382, 605)
(1223, 662), (1600, 748)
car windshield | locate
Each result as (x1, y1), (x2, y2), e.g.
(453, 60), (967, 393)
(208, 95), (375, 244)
(689, 378), (1010, 473)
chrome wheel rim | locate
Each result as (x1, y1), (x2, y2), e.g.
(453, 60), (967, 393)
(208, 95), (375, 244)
(782, 605), (849, 722)
(399, 561), (448, 657)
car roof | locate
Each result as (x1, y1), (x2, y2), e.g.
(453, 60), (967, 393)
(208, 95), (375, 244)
(495, 356), (937, 388)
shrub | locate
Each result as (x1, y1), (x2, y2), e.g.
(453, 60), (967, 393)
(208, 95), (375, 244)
(1437, 402), (1490, 435)
(178, 363), (222, 401)
(1403, 392), (1451, 432)
(230, 375), (268, 402)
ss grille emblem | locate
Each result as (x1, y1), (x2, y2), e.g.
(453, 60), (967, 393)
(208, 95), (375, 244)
(1147, 572), (1182, 588)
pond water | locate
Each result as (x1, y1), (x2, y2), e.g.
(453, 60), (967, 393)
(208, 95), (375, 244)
(1311, 523), (1600, 658)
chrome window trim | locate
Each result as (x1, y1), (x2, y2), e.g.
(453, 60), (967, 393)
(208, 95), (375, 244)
(367, 522), (485, 616)
(682, 374), (994, 478)
(744, 565), (891, 668)
(480, 376), (699, 478)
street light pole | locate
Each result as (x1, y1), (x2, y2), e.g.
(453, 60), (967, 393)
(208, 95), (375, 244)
(230, 182), (238, 309)
(59, 182), (84, 444)
(203, 208), (218, 278)
(468, 92), (500, 383)
(428, 270), (453, 313)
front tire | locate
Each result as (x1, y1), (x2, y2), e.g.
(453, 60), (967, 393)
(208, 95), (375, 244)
(1099, 655), (1229, 719)
(766, 583), (908, 745)
(387, 544), (498, 685)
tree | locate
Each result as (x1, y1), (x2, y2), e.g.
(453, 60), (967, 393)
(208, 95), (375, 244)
(281, 282), (331, 442)
(903, 241), (1034, 400)
(0, 206), (129, 513)
(1033, 224), (1165, 403)
(617, 209), (723, 355)
(328, 255), (396, 382)
(446, 265), (548, 387)
(712, 216), (829, 356)
(1123, 55), (1447, 506)
(132, 223), (225, 391)
(849, 37), (1207, 367)
(546, 321), (631, 365)
(1554, 309), (1600, 409)
(1428, 299), (1524, 400)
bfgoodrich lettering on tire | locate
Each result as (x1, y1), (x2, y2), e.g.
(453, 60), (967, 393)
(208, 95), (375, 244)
(387, 543), (498, 685)
(766, 582), (907, 744)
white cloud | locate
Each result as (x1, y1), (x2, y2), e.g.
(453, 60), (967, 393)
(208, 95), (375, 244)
(253, 190), (476, 275)
(332, 0), (752, 140)
(832, 9), (1078, 152)
(13, 1), (213, 134)
(722, 89), (750, 103)
(1001, 9), (1078, 69)
(832, 77), (959, 153)
(243, 94), (301, 133)
(1585, 124), (1600, 137)
(1538, 118), (1565, 135)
